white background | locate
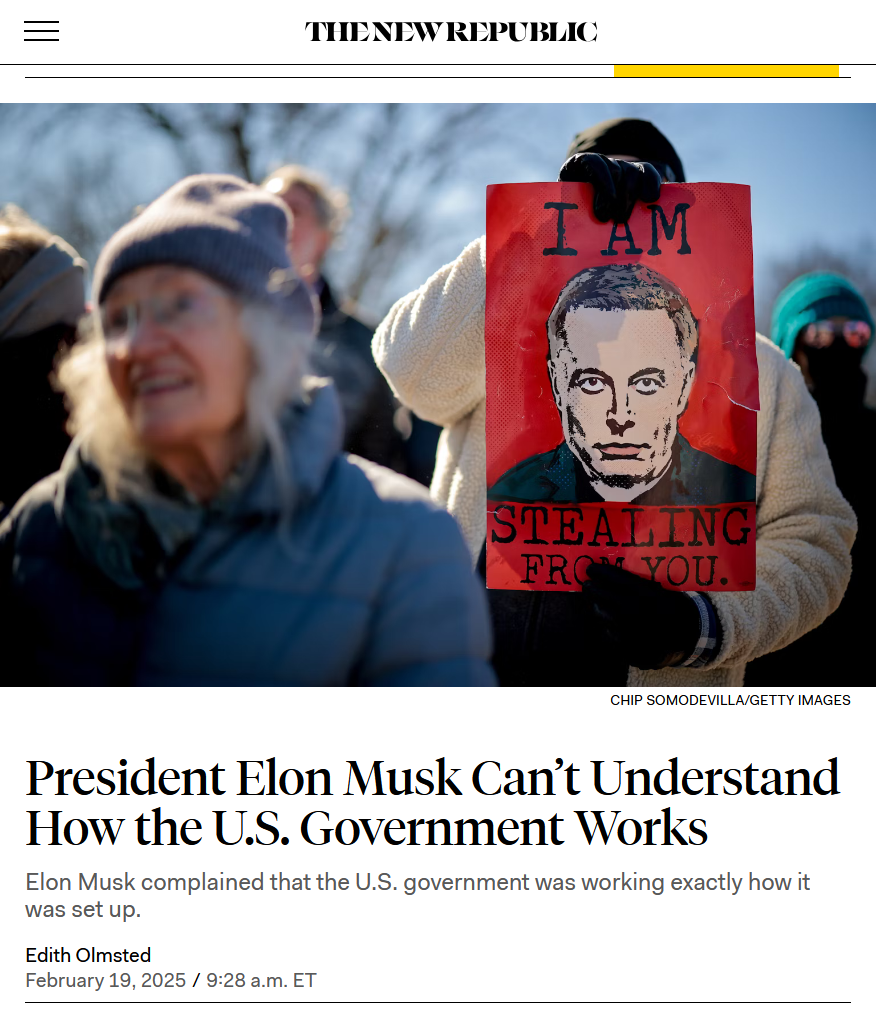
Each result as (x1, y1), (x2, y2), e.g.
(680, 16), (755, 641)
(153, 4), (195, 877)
(2, 2), (874, 1009)
(2, 0), (876, 100)
(2, 688), (870, 1010)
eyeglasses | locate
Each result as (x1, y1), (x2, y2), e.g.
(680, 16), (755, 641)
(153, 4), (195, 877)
(801, 320), (872, 350)
(100, 289), (228, 341)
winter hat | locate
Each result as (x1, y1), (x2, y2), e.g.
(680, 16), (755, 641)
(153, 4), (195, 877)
(770, 272), (874, 358)
(566, 118), (685, 183)
(92, 174), (316, 330)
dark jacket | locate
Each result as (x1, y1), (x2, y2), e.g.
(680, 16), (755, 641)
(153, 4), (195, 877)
(0, 236), (87, 518)
(0, 384), (494, 687)
(313, 281), (405, 471)
(488, 435), (755, 506)
(745, 402), (873, 684)
(475, 541), (630, 687)
(0, 323), (74, 516)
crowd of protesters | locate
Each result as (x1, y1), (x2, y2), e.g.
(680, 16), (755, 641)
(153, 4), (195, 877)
(0, 119), (869, 687)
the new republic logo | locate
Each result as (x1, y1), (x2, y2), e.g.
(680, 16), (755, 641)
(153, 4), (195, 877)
(305, 22), (598, 42)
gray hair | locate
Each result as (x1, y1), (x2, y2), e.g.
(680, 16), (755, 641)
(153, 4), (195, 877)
(262, 165), (349, 236)
(55, 298), (314, 504)
(0, 204), (53, 288)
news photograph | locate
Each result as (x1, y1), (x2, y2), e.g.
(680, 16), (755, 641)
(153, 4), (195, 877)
(0, 103), (874, 688)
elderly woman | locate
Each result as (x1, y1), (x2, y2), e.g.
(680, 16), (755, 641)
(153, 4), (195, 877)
(0, 174), (494, 687)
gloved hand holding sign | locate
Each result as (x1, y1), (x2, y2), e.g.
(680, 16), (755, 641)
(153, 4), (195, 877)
(582, 562), (706, 671)
(557, 153), (662, 223)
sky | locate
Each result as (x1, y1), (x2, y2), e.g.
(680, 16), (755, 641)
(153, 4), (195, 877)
(2, 103), (874, 331)
(421, 103), (876, 329)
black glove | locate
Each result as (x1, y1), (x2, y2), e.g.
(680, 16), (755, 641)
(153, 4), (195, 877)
(581, 562), (702, 670)
(558, 153), (662, 224)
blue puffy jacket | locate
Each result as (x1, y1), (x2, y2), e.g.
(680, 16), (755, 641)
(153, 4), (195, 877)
(0, 383), (495, 687)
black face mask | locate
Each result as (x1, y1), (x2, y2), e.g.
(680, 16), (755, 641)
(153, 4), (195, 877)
(802, 340), (867, 410)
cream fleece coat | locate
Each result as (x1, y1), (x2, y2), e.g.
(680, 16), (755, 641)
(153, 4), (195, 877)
(374, 236), (857, 687)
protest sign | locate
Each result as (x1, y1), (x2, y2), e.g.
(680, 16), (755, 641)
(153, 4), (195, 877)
(485, 182), (758, 592)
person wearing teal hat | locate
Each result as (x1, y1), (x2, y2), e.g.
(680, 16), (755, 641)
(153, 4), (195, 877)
(745, 272), (872, 684)
(771, 272), (873, 356)
(769, 271), (873, 471)
(770, 271), (873, 394)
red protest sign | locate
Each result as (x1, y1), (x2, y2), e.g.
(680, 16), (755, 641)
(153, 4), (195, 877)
(485, 182), (757, 593)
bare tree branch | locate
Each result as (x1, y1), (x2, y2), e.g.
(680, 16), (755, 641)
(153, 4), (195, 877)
(0, 102), (525, 314)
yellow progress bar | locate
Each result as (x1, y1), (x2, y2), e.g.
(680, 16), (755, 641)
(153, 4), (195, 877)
(614, 65), (840, 78)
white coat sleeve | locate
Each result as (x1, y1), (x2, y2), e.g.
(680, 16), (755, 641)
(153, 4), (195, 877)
(373, 235), (487, 429)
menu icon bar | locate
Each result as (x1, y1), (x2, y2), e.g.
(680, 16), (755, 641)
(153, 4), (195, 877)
(24, 21), (60, 42)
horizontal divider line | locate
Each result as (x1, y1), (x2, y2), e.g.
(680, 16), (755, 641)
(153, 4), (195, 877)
(26, 75), (610, 79)
(8, 62), (613, 66)
(4, 62), (869, 66)
(23, 75), (852, 79)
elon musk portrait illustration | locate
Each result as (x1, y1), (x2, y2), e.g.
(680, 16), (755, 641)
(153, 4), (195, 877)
(488, 263), (755, 506)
